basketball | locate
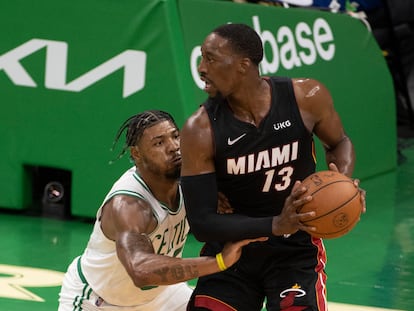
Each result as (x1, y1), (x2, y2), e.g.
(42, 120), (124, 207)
(297, 170), (362, 239)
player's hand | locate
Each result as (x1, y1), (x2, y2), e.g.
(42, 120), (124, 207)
(217, 192), (234, 214)
(220, 237), (268, 268)
(329, 162), (366, 214)
(328, 162), (339, 172)
(352, 178), (366, 214)
(271, 180), (316, 236)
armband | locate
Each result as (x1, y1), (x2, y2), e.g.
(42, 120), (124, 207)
(215, 252), (227, 271)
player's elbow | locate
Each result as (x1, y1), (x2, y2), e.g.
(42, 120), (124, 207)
(125, 258), (157, 288)
(130, 270), (154, 289)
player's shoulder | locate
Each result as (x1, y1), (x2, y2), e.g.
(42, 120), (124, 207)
(292, 78), (332, 103)
(182, 101), (214, 134)
(183, 106), (206, 128)
(292, 78), (329, 93)
(103, 193), (155, 236)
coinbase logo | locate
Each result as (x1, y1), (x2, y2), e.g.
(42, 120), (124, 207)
(190, 15), (335, 89)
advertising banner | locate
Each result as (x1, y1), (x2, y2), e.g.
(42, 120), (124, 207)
(0, 0), (396, 217)
(0, 0), (192, 216)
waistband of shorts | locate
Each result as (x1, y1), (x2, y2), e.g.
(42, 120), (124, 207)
(76, 256), (106, 307)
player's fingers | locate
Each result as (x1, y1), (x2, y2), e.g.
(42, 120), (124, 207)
(299, 223), (316, 232)
(218, 191), (230, 203)
(290, 181), (308, 200)
(235, 237), (268, 247)
(351, 180), (367, 213)
(359, 188), (367, 213)
(297, 210), (316, 221)
(353, 178), (360, 187)
(217, 192), (233, 214)
(328, 163), (339, 172)
(293, 194), (312, 209)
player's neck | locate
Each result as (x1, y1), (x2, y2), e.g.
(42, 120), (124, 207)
(139, 172), (180, 211)
(227, 78), (271, 127)
(151, 183), (180, 212)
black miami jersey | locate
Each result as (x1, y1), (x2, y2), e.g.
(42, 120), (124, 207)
(190, 77), (328, 311)
(204, 76), (316, 218)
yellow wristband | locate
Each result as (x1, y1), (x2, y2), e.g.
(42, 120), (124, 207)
(216, 252), (227, 271)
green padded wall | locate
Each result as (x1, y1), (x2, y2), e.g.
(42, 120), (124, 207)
(0, 0), (396, 217)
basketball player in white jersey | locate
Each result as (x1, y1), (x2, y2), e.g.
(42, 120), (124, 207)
(58, 110), (266, 311)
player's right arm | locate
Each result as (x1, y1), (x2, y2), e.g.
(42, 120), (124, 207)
(180, 106), (315, 242)
(100, 194), (264, 288)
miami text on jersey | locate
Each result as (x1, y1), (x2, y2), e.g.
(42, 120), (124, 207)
(227, 141), (298, 175)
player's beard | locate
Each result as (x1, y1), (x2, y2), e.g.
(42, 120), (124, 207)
(142, 156), (181, 181)
(165, 164), (181, 180)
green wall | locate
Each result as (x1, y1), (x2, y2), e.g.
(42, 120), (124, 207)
(0, 0), (396, 217)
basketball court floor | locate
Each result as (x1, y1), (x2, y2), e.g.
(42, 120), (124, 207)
(0, 137), (413, 311)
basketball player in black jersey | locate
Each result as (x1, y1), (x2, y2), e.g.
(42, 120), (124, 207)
(180, 24), (366, 311)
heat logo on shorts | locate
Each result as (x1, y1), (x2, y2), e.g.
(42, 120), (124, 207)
(279, 283), (306, 309)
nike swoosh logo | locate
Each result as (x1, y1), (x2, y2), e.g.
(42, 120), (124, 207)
(227, 133), (247, 145)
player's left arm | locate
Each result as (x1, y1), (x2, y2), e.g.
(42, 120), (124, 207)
(103, 195), (266, 287)
(294, 78), (365, 212)
(293, 78), (355, 177)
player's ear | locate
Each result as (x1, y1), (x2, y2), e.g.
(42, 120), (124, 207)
(130, 146), (141, 163)
(238, 57), (250, 74)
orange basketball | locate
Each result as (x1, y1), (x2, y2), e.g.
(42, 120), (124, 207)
(297, 170), (362, 239)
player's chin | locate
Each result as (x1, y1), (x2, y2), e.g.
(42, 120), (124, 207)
(204, 83), (218, 97)
(166, 165), (181, 180)
(204, 88), (215, 97)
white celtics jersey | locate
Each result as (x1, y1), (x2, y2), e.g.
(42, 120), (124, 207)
(80, 166), (189, 306)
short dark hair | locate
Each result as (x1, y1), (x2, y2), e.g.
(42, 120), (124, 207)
(111, 110), (177, 162)
(212, 23), (263, 65)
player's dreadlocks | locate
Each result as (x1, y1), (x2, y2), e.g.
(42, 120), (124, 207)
(110, 110), (178, 163)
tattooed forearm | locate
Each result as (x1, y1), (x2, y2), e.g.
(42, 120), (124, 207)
(153, 267), (169, 282)
(118, 231), (206, 286)
(153, 265), (199, 282)
(183, 265), (199, 278)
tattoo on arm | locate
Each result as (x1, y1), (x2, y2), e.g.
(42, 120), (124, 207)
(153, 265), (199, 282)
(120, 232), (201, 284)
